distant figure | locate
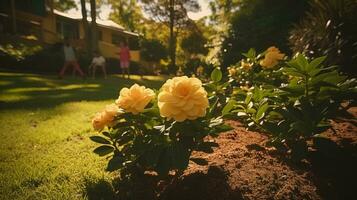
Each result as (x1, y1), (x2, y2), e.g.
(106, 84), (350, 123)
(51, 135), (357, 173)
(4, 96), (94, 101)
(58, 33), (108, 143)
(58, 37), (85, 79)
(88, 51), (107, 79)
(119, 41), (130, 78)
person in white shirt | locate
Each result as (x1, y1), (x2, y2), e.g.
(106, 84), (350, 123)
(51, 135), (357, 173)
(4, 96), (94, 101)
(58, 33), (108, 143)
(89, 51), (107, 79)
(58, 37), (85, 79)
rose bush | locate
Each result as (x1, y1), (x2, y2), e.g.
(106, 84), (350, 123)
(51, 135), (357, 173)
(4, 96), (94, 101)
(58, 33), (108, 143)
(227, 47), (357, 160)
(90, 71), (232, 178)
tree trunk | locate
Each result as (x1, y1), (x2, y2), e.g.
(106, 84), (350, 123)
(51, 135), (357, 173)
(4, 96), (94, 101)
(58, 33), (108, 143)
(169, 0), (176, 72)
(80, 0), (91, 54)
(10, 0), (17, 34)
(90, 0), (97, 53)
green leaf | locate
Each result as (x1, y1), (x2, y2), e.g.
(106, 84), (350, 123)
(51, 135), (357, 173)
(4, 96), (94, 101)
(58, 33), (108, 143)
(145, 146), (163, 167)
(171, 143), (191, 170)
(118, 131), (133, 146)
(213, 124), (233, 133)
(296, 54), (308, 70)
(90, 136), (111, 144)
(102, 132), (111, 138)
(308, 56), (326, 70)
(211, 68), (222, 82)
(106, 156), (124, 172)
(256, 103), (269, 120)
(245, 93), (253, 105)
(156, 149), (172, 175)
(242, 48), (256, 59)
(93, 145), (114, 156)
(281, 67), (305, 77)
(222, 99), (236, 116)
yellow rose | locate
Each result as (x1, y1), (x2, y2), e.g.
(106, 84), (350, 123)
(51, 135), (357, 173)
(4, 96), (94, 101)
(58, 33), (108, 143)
(115, 84), (155, 114)
(228, 67), (237, 76)
(92, 112), (107, 130)
(158, 76), (209, 122)
(260, 46), (285, 68)
(92, 104), (121, 130)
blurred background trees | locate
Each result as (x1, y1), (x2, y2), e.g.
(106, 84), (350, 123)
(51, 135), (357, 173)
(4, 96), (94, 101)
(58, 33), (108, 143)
(289, 0), (357, 75)
(1, 0), (356, 76)
(219, 0), (308, 68)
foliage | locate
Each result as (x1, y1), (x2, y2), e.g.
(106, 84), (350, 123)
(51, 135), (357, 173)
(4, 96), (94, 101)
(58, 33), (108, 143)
(140, 0), (200, 71)
(229, 48), (357, 160)
(0, 43), (42, 61)
(91, 71), (232, 179)
(108, 0), (144, 32)
(289, 0), (357, 75)
(221, 0), (308, 68)
(53, 0), (77, 12)
(140, 39), (168, 63)
(181, 30), (208, 55)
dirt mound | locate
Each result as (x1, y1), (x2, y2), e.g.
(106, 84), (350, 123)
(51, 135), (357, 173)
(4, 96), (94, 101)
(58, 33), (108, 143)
(110, 109), (357, 200)
(160, 109), (357, 200)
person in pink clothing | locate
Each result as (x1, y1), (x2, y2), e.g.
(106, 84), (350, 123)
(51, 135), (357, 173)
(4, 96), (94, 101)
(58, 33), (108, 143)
(119, 41), (131, 78)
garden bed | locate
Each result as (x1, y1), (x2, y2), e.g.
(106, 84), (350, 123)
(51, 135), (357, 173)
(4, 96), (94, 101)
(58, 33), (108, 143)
(113, 108), (357, 200)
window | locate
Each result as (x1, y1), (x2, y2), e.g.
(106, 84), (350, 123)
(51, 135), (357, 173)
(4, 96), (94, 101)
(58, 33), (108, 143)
(56, 17), (79, 39)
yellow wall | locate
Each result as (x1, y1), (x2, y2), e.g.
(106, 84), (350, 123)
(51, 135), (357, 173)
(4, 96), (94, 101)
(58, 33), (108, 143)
(41, 13), (59, 44)
(98, 41), (140, 62)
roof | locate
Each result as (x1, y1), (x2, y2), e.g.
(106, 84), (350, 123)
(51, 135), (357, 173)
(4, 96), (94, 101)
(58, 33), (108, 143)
(53, 9), (138, 36)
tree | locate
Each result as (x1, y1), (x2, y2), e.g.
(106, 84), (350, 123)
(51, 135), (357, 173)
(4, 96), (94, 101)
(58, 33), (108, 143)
(108, 0), (144, 32)
(89, 0), (98, 52)
(181, 30), (208, 55)
(53, 0), (77, 12)
(140, 39), (167, 63)
(220, 0), (308, 68)
(79, 0), (98, 54)
(140, 0), (200, 72)
(80, 0), (90, 54)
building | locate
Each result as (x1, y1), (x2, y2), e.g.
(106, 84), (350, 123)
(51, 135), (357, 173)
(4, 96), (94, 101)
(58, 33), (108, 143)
(0, 0), (140, 61)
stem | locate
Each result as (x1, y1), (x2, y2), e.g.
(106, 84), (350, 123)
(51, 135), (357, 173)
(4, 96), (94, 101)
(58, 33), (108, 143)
(305, 75), (309, 99)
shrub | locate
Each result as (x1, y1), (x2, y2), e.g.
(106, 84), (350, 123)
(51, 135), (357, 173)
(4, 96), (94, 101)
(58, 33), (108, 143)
(90, 72), (233, 178)
(228, 47), (356, 160)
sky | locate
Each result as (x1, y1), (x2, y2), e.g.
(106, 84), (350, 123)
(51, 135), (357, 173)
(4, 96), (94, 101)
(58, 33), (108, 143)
(67, 0), (212, 21)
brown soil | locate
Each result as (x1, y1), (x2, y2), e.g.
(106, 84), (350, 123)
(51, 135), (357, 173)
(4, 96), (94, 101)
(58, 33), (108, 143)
(109, 108), (357, 200)
(159, 108), (357, 200)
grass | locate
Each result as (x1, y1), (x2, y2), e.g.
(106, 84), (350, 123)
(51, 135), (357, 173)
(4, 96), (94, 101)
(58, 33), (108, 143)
(0, 72), (166, 200)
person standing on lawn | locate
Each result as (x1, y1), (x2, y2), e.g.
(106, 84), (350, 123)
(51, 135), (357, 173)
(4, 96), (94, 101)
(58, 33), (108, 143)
(59, 37), (85, 79)
(88, 51), (107, 79)
(119, 41), (131, 79)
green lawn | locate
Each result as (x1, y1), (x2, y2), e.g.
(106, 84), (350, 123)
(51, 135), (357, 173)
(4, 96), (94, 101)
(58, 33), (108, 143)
(0, 72), (166, 200)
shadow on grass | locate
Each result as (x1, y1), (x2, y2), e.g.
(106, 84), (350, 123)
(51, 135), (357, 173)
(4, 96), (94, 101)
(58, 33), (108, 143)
(84, 178), (116, 200)
(0, 72), (166, 110)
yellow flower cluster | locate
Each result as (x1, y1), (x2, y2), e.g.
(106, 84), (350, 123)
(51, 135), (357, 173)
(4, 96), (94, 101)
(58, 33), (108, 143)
(260, 46), (285, 68)
(92, 76), (210, 130)
(115, 84), (155, 114)
(228, 67), (237, 76)
(241, 61), (253, 71)
(158, 76), (209, 122)
(92, 104), (122, 130)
